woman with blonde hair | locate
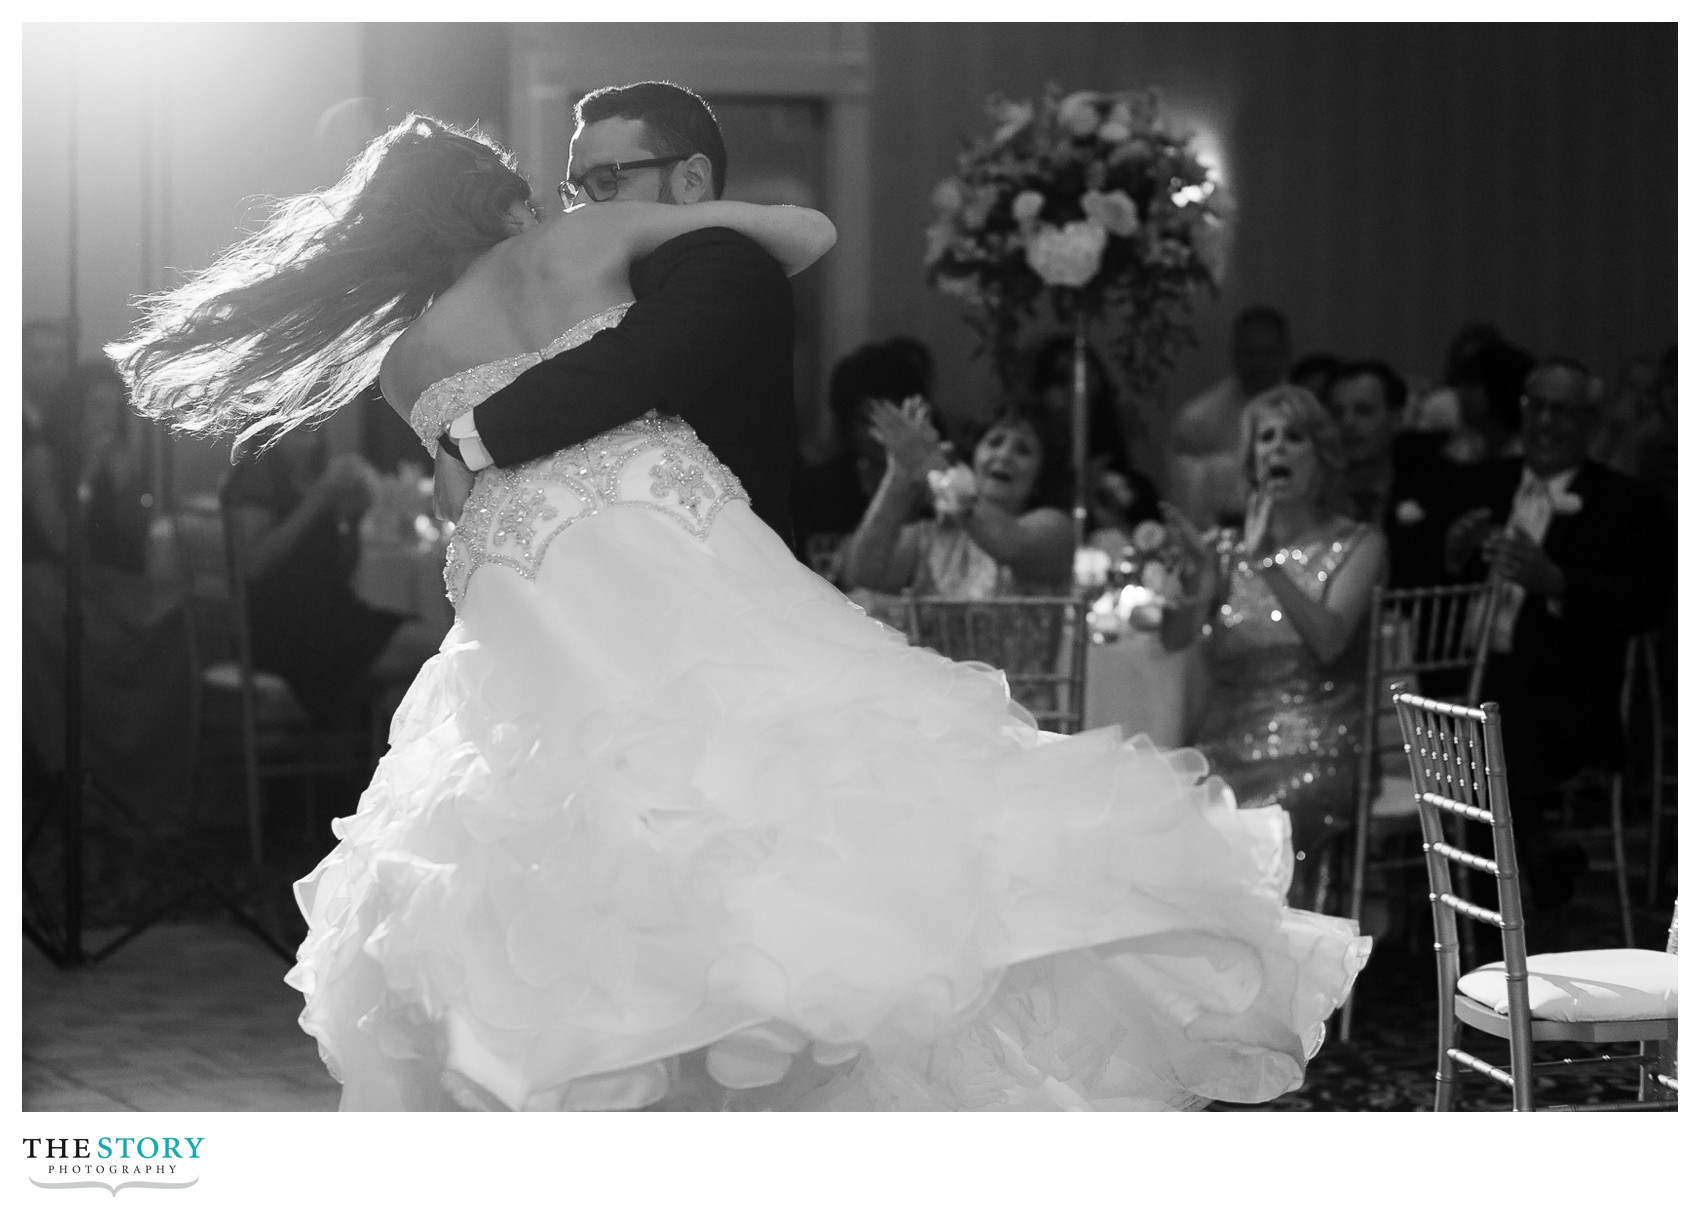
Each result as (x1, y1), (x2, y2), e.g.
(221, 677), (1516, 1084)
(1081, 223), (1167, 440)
(1164, 385), (1386, 907)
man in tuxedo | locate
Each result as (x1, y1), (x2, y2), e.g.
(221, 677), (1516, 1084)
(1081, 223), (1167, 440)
(1325, 359), (1456, 588)
(434, 81), (798, 547)
(1444, 357), (1673, 909)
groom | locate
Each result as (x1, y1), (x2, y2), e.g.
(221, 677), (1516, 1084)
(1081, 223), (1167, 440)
(434, 80), (799, 547)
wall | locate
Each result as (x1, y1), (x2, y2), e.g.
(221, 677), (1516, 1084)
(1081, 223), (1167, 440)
(23, 23), (364, 498)
(866, 23), (1677, 470)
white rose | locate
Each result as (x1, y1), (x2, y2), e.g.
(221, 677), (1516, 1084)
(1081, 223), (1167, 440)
(1058, 91), (1102, 138)
(1024, 220), (1108, 288)
(1011, 189), (1046, 227)
(1106, 99), (1136, 130)
(923, 223), (954, 265)
(935, 274), (982, 303)
(931, 180), (965, 215)
(927, 465), (979, 518)
(960, 187), (996, 232)
(1074, 546), (1113, 588)
(1081, 189), (1140, 237)
(991, 100), (1035, 146)
(1096, 120), (1133, 144)
(1131, 519), (1167, 553)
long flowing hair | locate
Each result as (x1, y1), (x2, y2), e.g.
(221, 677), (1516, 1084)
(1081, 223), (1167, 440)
(106, 114), (531, 451)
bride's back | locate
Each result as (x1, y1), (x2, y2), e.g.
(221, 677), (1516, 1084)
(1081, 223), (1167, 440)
(380, 207), (632, 417)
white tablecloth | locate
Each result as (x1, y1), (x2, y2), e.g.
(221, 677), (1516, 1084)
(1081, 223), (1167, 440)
(1083, 629), (1204, 748)
(352, 534), (455, 636)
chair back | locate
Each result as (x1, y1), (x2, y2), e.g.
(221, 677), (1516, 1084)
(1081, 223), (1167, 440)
(163, 506), (240, 677)
(904, 595), (1089, 733)
(1348, 582), (1501, 884)
(1392, 689), (1535, 1075)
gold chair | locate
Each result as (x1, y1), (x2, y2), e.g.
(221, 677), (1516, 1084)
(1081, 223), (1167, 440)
(1638, 633), (1677, 908)
(904, 595), (1089, 734)
(1394, 688), (1677, 1111)
(1548, 629), (1659, 946)
(1338, 581), (1498, 1040)
(169, 504), (369, 865)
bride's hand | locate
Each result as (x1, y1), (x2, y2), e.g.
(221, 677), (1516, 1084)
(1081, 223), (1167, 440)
(433, 447), (475, 524)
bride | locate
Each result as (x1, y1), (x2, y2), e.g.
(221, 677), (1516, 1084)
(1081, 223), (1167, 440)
(112, 114), (1368, 1112)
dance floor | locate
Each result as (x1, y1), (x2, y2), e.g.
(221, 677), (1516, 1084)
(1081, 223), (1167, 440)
(22, 793), (1672, 1113)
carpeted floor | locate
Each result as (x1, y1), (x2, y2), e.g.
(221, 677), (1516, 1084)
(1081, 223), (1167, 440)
(23, 774), (1678, 1113)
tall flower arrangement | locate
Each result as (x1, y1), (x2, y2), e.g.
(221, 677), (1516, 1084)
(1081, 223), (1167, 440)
(924, 85), (1228, 400)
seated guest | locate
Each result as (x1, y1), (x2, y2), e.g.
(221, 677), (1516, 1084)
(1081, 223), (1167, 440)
(1442, 356), (1674, 913)
(842, 400), (1073, 600)
(1162, 385), (1386, 908)
(1445, 339), (1534, 466)
(1289, 351), (1342, 402)
(1408, 320), (1505, 433)
(1603, 343), (1676, 518)
(1085, 463), (1163, 558)
(791, 338), (932, 583)
(221, 425), (436, 726)
(72, 362), (154, 575)
(1167, 305), (1292, 528)
(1325, 359), (1456, 587)
(1591, 352), (1658, 467)
(1025, 332), (1134, 471)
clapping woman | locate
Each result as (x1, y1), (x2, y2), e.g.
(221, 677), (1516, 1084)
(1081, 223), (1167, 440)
(841, 399), (1074, 599)
(1162, 385), (1386, 907)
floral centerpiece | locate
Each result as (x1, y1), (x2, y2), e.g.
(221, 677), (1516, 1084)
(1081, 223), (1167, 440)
(1080, 519), (1186, 642)
(924, 85), (1228, 400)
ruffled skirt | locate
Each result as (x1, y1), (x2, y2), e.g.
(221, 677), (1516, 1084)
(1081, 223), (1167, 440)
(286, 500), (1369, 1111)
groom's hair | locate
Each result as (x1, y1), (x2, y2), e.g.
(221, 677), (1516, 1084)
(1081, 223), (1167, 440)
(576, 81), (727, 199)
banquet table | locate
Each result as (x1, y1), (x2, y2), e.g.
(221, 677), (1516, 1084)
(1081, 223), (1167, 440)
(351, 529), (456, 640)
(1082, 628), (1205, 748)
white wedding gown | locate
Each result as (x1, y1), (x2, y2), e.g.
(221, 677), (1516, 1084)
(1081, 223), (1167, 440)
(286, 304), (1370, 1111)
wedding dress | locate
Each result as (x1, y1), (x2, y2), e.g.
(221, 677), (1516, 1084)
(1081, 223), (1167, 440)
(285, 304), (1370, 1111)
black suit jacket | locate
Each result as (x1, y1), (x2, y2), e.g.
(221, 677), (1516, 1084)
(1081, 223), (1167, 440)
(468, 227), (797, 547)
(1380, 431), (1460, 589)
(1452, 457), (1673, 772)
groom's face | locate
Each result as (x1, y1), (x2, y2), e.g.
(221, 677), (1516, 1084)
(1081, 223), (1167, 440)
(568, 117), (675, 204)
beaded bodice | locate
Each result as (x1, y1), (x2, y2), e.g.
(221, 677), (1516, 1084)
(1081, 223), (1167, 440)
(1206, 518), (1370, 689)
(408, 304), (750, 607)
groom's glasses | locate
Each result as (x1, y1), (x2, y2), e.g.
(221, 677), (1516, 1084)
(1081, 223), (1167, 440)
(559, 156), (688, 205)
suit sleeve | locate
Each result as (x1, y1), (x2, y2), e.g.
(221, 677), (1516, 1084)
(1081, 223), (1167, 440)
(469, 228), (790, 467)
(1551, 479), (1673, 636)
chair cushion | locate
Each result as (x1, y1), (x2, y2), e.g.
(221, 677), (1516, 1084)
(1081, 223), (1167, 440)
(1371, 774), (1419, 821)
(203, 662), (294, 698)
(1457, 949), (1677, 1022)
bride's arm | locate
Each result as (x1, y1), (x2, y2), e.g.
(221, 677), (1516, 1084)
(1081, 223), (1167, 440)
(563, 200), (836, 278)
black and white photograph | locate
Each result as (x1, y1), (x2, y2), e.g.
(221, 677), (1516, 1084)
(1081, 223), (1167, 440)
(13, 11), (1683, 1205)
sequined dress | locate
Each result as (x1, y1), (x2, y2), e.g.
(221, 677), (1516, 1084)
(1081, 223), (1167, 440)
(285, 305), (1369, 1112)
(1194, 519), (1372, 865)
